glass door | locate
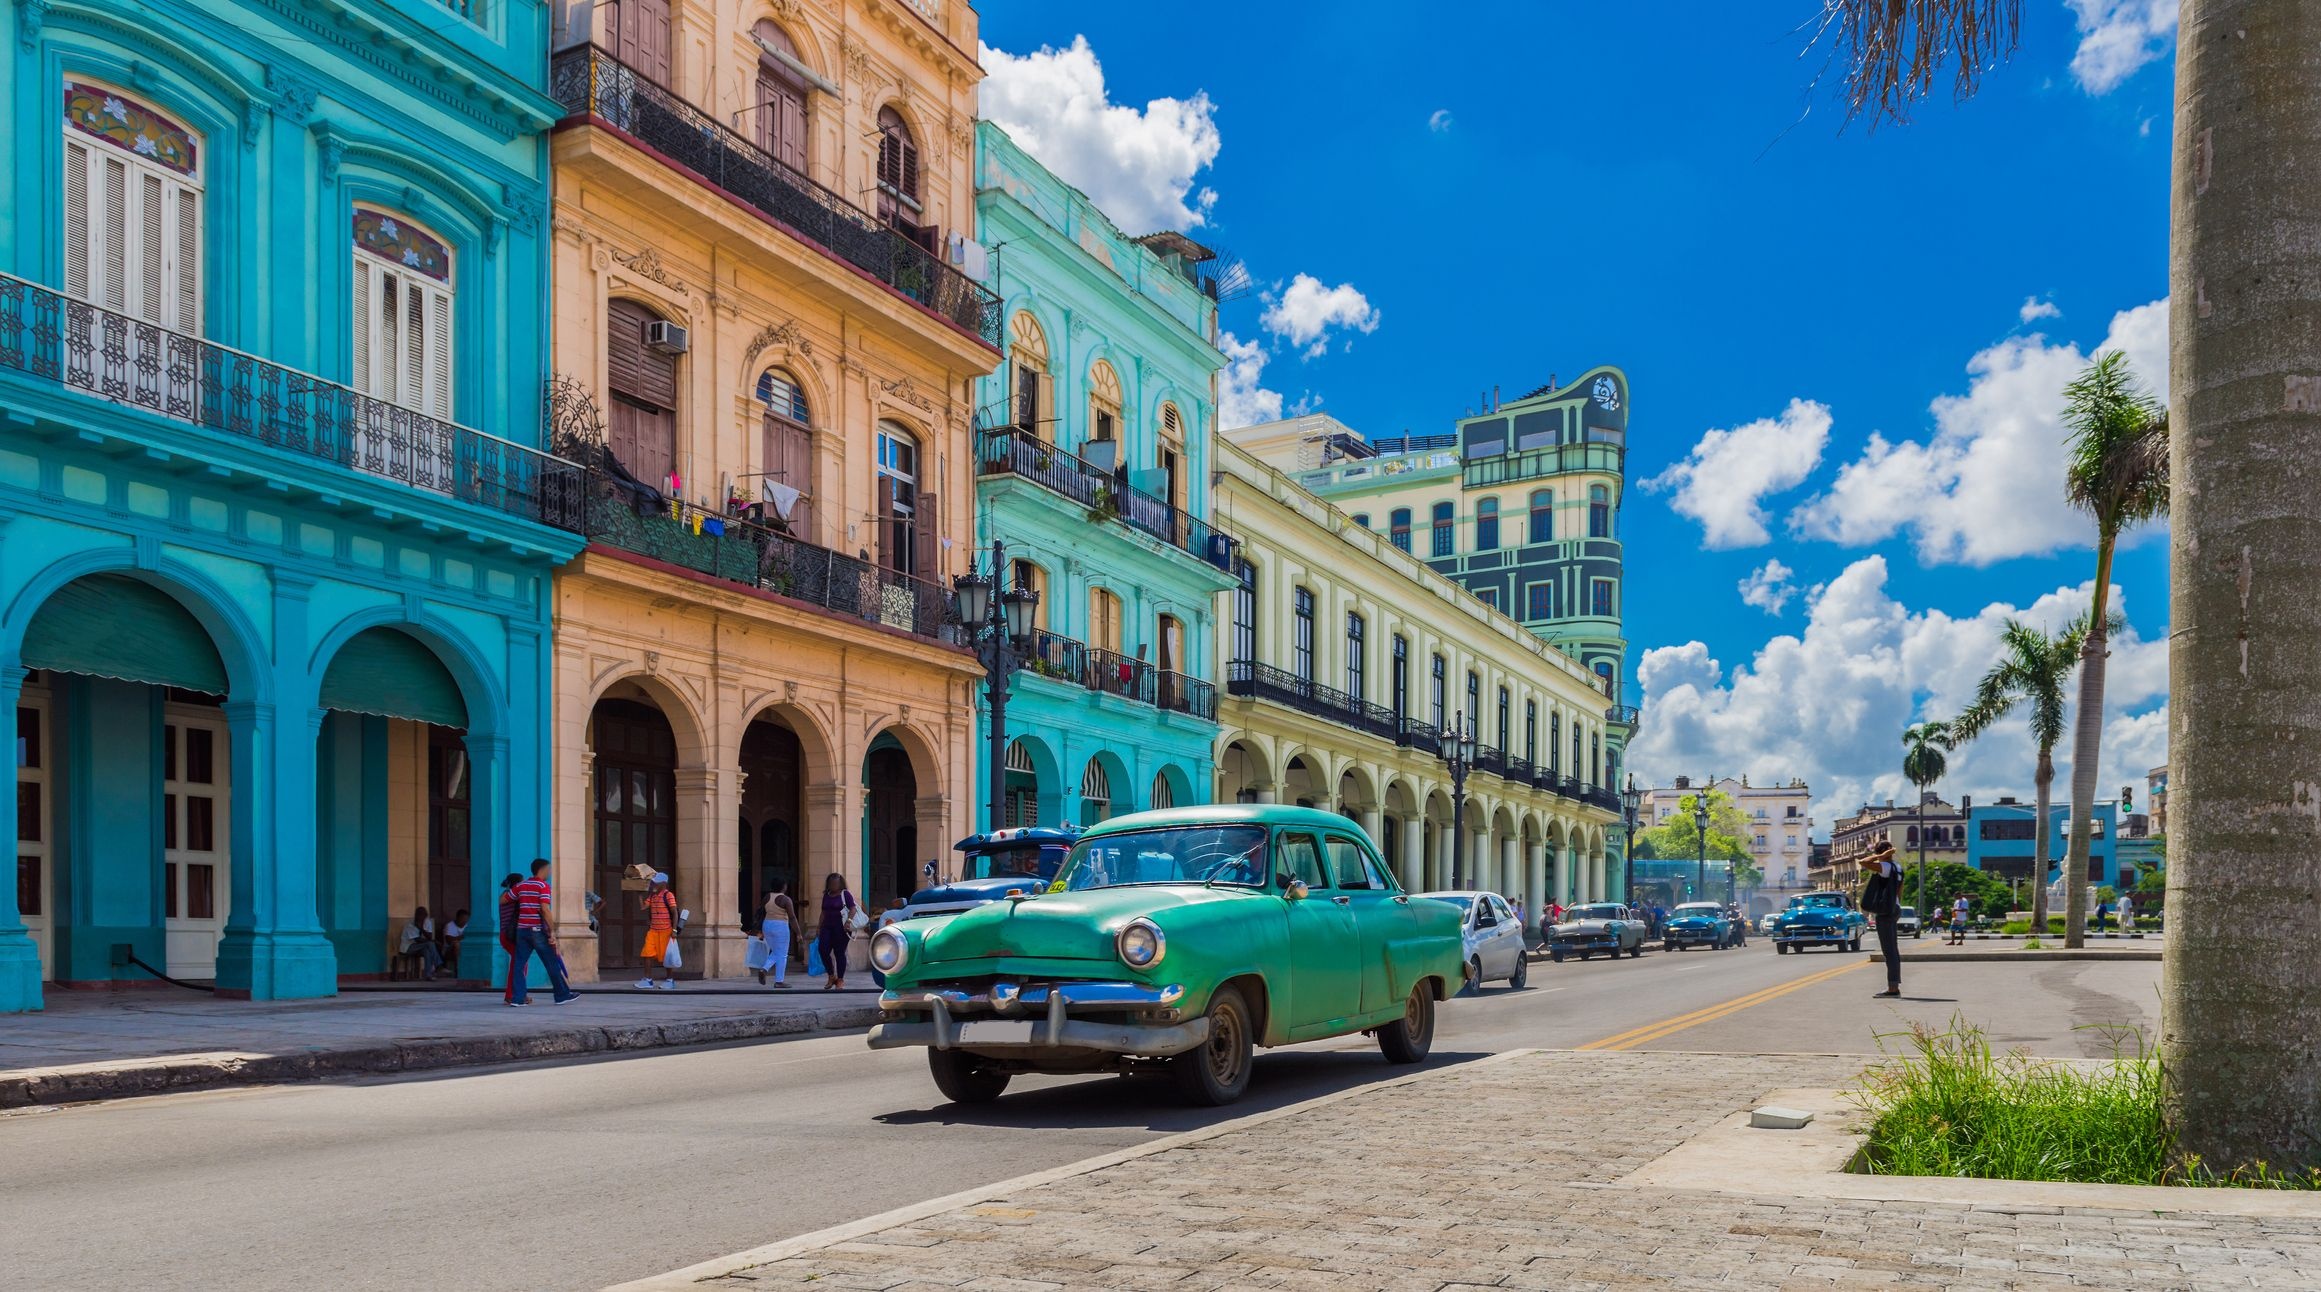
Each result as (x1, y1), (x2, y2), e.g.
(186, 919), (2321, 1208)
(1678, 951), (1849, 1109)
(17, 688), (51, 979)
(162, 707), (228, 979)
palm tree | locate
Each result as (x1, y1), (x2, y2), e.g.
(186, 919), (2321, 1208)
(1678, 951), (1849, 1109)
(1901, 720), (1954, 931)
(1950, 619), (2087, 936)
(2054, 353), (2168, 949)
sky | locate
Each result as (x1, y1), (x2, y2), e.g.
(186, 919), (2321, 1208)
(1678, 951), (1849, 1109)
(975, 0), (2180, 837)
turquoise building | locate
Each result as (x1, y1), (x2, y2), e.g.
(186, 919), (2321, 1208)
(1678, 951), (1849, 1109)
(971, 122), (1236, 829)
(0, 0), (575, 1009)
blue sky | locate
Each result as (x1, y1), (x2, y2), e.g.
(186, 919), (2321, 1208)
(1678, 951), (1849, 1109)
(977, 1), (2178, 831)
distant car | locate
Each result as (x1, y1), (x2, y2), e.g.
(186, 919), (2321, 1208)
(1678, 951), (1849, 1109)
(1662, 901), (1742, 952)
(1896, 905), (1921, 937)
(1416, 891), (1529, 990)
(1771, 891), (1867, 954)
(1757, 911), (1782, 936)
(1547, 903), (1646, 962)
(899, 825), (1082, 921)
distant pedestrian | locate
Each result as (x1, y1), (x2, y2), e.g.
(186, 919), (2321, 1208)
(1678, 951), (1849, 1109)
(818, 872), (861, 990)
(399, 906), (444, 980)
(2118, 892), (2135, 932)
(1863, 843), (1904, 998)
(1949, 893), (1971, 945)
(440, 908), (468, 972)
(635, 872), (680, 991)
(2095, 898), (2111, 933)
(496, 874), (522, 1003)
(758, 882), (799, 988)
(509, 859), (577, 1006)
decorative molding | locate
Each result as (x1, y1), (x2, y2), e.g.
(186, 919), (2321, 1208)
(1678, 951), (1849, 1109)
(611, 246), (688, 293)
(879, 376), (934, 413)
(267, 67), (318, 126)
(315, 132), (345, 180)
(249, 0), (530, 140)
(18, 0), (49, 52)
(742, 318), (814, 370)
(590, 245), (612, 272)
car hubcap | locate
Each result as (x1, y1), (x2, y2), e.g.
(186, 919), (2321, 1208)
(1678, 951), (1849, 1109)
(1405, 992), (1423, 1031)
(1206, 1005), (1243, 1083)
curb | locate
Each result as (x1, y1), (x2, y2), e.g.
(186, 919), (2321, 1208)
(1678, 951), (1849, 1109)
(0, 1004), (882, 1110)
(1870, 949), (2161, 963)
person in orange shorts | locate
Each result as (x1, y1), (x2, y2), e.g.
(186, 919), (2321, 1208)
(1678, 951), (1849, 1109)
(635, 871), (680, 991)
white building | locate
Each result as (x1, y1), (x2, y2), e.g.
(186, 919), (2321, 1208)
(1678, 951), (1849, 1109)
(1639, 775), (1813, 891)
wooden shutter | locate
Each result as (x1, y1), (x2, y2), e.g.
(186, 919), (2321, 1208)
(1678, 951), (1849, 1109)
(762, 410), (814, 537)
(876, 474), (896, 570)
(616, 0), (671, 84)
(63, 137), (202, 336)
(606, 298), (678, 407)
(912, 480), (938, 579)
(351, 262), (371, 393)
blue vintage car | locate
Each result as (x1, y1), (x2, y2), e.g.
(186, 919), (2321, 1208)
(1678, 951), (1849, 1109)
(897, 826), (1082, 921)
(1661, 901), (1742, 952)
(1771, 891), (1867, 953)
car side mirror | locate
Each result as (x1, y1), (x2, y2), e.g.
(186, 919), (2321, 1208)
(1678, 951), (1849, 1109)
(1284, 880), (1309, 902)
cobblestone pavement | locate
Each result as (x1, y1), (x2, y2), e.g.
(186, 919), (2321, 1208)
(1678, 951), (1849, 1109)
(692, 1050), (2321, 1291)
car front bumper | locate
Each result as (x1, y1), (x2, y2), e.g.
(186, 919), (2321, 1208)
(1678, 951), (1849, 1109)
(1663, 929), (1721, 946)
(1773, 929), (1851, 944)
(868, 980), (1208, 1056)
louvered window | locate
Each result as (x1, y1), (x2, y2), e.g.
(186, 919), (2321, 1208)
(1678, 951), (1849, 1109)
(757, 368), (814, 538)
(607, 298), (680, 489)
(352, 209), (454, 421)
(62, 84), (203, 343)
(751, 21), (809, 174)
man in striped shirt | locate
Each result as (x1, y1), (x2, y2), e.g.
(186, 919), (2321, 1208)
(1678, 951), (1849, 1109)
(509, 857), (577, 1006)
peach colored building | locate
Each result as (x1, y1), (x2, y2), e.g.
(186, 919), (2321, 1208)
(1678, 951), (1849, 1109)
(542, 0), (999, 980)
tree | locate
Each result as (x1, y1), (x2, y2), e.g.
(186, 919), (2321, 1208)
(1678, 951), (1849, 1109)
(1915, 860), (2013, 923)
(1632, 787), (1759, 894)
(1822, 0), (2321, 1180)
(1950, 619), (2087, 938)
(1901, 720), (1955, 926)
(2056, 352), (2170, 949)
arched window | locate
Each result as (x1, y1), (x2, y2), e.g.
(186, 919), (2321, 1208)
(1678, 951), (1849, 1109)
(63, 81), (204, 384)
(1352, 513), (1370, 530)
(1389, 508), (1412, 552)
(1590, 484), (1612, 538)
(1158, 402), (1187, 513)
(607, 298), (680, 489)
(875, 420), (929, 576)
(751, 20), (810, 173)
(352, 208), (454, 421)
(1009, 311), (1049, 439)
(1157, 613), (1184, 675)
(876, 106), (923, 239)
(1476, 497), (1500, 550)
(1528, 489), (1553, 544)
(1004, 739), (1038, 827)
(756, 367), (813, 537)
(1088, 587), (1122, 653)
(1080, 759), (1112, 825)
(1430, 501), (1454, 556)
(1087, 359), (1123, 451)
(1150, 772), (1175, 810)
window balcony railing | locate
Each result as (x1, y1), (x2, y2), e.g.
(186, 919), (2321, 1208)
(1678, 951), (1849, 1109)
(0, 271), (586, 532)
(976, 427), (1237, 571)
(1461, 441), (1625, 489)
(1014, 632), (1209, 718)
(1084, 646), (1154, 706)
(581, 483), (953, 641)
(548, 45), (1001, 350)
(1475, 745), (1506, 778)
(1606, 704), (1640, 726)
(1226, 661), (1403, 743)
(1157, 669), (1216, 722)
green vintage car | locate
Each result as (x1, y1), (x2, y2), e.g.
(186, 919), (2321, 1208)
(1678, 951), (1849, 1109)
(866, 805), (1468, 1106)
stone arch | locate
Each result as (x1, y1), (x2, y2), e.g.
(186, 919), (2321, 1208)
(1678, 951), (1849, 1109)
(306, 608), (504, 739)
(581, 668), (714, 770)
(734, 695), (840, 785)
(2, 554), (270, 704)
(1335, 763), (1378, 816)
(865, 717), (944, 793)
(1078, 748), (1131, 824)
(1279, 749), (1323, 809)
(1217, 735), (1272, 801)
(1148, 762), (1194, 811)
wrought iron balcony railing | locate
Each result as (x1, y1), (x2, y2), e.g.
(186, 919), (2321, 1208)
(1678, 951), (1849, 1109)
(1475, 745), (1506, 778)
(1157, 669), (1217, 722)
(581, 482), (952, 640)
(1083, 646), (1154, 706)
(1460, 440), (1626, 489)
(1012, 631), (1207, 717)
(0, 272), (585, 532)
(976, 428), (1237, 571)
(1606, 704), (1641, 726)
(1226, 661), (1403, 742)
(548, 45), (1001, 350)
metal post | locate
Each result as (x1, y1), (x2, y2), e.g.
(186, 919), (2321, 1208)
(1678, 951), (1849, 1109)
(1915, 789), (1928, 938)
(1448, 717), (1469, 890)
(982, 540), (1009, 832)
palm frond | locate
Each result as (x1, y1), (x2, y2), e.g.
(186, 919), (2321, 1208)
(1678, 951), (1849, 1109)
(1816, 0), (2023, 127)
(2063, 352), (2170, 535)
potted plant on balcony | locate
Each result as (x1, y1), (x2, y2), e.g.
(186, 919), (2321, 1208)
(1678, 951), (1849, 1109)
(1086, 484), (1121, 525)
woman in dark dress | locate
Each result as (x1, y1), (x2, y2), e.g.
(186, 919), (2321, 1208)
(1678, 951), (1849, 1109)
(817, 872), (860, 990)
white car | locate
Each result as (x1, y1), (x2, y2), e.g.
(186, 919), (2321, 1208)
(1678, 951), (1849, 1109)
(1897, 905), (1921, 937)
(1757, 911), (1782, 936)
(1415, 890), (1529, 990)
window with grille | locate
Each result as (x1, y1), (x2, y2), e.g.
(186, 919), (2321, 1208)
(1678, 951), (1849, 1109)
(62, 83), (204, 342)
(1345, 612), (1365, 699)
(351, 209), (453, 421)
(1231, 558), (1256, 662)
(1475, 497), (1499, 550)
(1292, 587), (1315, 682)
(1528, 489), (1553, 544)
(1430, 502), (1454, 557)
(1390, 508), (1412, 552)
(1150, 772), (1174, 810)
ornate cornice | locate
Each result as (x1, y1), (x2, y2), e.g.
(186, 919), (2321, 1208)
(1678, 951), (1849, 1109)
(743, 318), (814, 370)
(611, 246), (688, 294)
(250, 0), (547, 141)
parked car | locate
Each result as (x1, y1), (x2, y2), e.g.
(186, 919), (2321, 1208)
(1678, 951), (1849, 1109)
(867, 806), (1468, 1107)
(1415, 890), (1529, 990)
(1757, 911), (1782, 936)
(1662, 901), (1742, 951)
(897, 825), (1083, 921)
(1770, 891), (1867, 954)
(1546, 902), (1646, 962)
(1896, 905), (1921, 937)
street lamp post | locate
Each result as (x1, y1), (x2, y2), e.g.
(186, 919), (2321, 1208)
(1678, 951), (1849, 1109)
(952, 540), (1039, 833)
(1620, 773), (1642, 906)
(1443, 711), (1477, 890)
(1692, 779), (1711, 903)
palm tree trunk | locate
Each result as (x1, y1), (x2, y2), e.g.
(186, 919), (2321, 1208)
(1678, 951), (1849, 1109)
(2060, 540), (2116, 949)
(2031, 754), (2052, 934)
(2162, 0), (2321, 1176)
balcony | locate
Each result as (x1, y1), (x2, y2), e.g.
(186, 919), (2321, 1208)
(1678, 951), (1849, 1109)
(1015, 631), (1215, 720)
(0, 272), (583, 533)
(1157, 669), (1217, 722)
(548, 46), (1001, 350)
(977, 428), (1237, 571)
(1226, 661), (1403, 742)
(1606, 704), (1641, 726)
(581, 484), (952, 641)
(1461, 441), (1625, 489)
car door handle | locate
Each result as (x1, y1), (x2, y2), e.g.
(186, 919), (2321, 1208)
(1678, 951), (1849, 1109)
(1332, 895), (1351, 907)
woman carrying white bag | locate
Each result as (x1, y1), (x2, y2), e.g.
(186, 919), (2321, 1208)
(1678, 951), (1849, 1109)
(754, 883), (800, 988)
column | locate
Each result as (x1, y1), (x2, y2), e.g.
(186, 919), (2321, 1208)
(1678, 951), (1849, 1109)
(1590, 848), (1606, 903)
(913, 793), (950, 895)
(1525, 841), (1546, 937)
(1399, 815), (1424, 892)
(1253, 782), (1279, 805)
(672, 766), (742, 978)
(0, 676), (40, 1011)
(461, 732), (509, 985)
(1499, 835), (1519, 900)
(213, 697), (338, 1000)
(1358, 805), (1384, 853)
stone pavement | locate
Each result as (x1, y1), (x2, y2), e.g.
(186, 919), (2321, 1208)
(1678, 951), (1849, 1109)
(0, 984), (879, 1108)
(645, 1049), (2321, 1291)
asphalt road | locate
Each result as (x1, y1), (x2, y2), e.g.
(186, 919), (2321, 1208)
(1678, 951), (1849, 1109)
(0, 940), (2160, 1292)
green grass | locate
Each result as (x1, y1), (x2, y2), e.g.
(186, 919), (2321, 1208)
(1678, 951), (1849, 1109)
(1853, 1018), (2321, 1189)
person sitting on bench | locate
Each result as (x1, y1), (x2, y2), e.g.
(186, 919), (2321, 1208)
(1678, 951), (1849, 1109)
(398, 906), (444, 980)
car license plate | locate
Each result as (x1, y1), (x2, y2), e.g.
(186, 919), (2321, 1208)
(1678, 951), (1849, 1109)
(955, 1020), (1036, 1045)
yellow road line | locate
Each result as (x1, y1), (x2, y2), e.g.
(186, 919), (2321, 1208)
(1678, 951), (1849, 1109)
(1577, 960), (1868, 1051)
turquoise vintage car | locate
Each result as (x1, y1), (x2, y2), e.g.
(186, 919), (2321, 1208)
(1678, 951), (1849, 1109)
(866, 805), (1468, 1106)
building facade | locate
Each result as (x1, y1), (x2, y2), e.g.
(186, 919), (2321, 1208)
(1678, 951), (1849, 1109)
(1210, 440), (1622, 916)
(543, 0), (999, 980)
(1637, 775), (1813, 913)
(1965, 797), (2121, 890)
(970, 121), (1233, 832)
(1817, 795), (1972, 893)
(0, 0), (578, 1011)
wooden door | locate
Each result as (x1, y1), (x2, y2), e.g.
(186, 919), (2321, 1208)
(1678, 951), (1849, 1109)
(591, 700), (675, 972)
(162, 706), (228, 979)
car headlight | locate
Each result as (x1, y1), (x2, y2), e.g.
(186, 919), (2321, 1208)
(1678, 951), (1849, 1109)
(1117, 918), (1165, 969)
(869, 925), (909, 974)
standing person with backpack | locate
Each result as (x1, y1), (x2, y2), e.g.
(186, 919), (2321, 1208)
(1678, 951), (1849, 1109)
(1862, 842), (1905, 998)
(817, 872), (861, 991)
(635, 872), (681, 991)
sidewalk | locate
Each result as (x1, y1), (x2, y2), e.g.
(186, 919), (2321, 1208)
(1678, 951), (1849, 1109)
(629, 1049), (2321, 1292)
(1, 984), (879, 1109)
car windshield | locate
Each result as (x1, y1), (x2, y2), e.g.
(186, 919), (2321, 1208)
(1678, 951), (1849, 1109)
(960, 845), (1047, 881)
(1900, 906), (1918, 917)
(1053, 825), (1269, 892)
(1790, 894), (1844, 909)
(1567, 904), (1624, 921)
(1674, 904), (1721, 915)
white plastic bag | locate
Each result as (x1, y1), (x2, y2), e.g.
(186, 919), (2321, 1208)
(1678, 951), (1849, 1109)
(662, 939), (683, 970)
(744, 936), (769, 970)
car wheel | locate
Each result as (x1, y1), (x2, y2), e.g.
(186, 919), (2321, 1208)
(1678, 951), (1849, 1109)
(1509, 955), (1528, 990)
(1628, 944), (1642, 958)
(1172, 984), (1255, 1106)
(1776, 943), (1789, 955)
(1376, 982), (1435, 1064)
(1662, 942), (1675, 953)
(927, 1049), (1010, 1105)
(1849, 936), (1863, 952)
(1550, 950), (1565, 963)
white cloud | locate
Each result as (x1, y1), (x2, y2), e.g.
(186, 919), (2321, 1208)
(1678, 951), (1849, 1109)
(2067, 0), (2179, 95)
(1739, 560), (1800, 616)
(1789, 298), (2167, 566)
(1428, 109), (1454, 133)
(1644, 398), (1832, 549)
(978, 37), (1222, 234)
(1260, 274), (1381, 359)
(1217, 330), (1283, 430)
(1627, 555), (2168, 836)
(2019, 295), (2061, 323)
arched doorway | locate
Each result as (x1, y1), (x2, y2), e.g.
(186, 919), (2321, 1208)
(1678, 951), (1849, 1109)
(1079, 757), (1113, 826)
(739, 714), (804, 930)
(1004, 737), (1040, 827)
(863, 737), (918, 912)
(590, 696), (676, 973)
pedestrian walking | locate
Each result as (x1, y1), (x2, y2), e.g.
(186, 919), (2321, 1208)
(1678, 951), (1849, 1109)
(2095, 897), (2111, 933)
(635, 872), (680, 991)
(509, 859), (577, 1006)
(1863, 842), (1904, 998)
(2118, 892), (2135, 932)
(757, 882), (799, 988)
(1949, 892), (1971, 945)
(817, 872), (861, 990)
(496, 874), (522, 1004)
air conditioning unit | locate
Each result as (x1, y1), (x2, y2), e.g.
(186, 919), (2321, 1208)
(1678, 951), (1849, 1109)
(644, 320), (689, 355)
